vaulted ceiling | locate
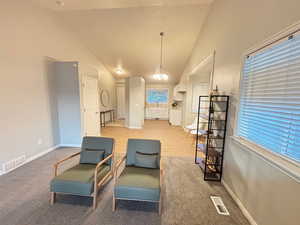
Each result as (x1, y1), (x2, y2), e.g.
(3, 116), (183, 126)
(32, 0), (214, 83)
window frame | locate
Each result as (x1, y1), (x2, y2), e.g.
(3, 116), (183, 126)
(234, 22), (300, 170)
(146, 87), (169, 105)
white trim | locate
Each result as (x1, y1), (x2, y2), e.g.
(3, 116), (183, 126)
(187, 51), (216, 94)
(0, 144), (82, 176)
(127, 126), (142, 129)
(231, 136), (300, 182)
(244, 21), (300, 56)
(59, 144), (81, 148)
(0, 145), (60, 176)
(26, 145), (60, 164)
(189, 52), (214, 75)
(222, 180), (258, 225)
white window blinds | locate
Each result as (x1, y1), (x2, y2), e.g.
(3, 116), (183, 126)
(238, 32), (300, 163)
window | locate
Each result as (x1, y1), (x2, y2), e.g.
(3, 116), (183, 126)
(146, 88), (169, 104)
(238, 31), (300, 163)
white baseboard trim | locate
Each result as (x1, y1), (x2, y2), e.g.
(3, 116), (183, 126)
(0, 144), (83, 176)
(0, 145), (60, 176)
(59, 144), (81, 148)
(127, 126), (142, 129)
(26, 145), (60, 164)
(222, 180), (258, 225)
(145, 118), (169, 120)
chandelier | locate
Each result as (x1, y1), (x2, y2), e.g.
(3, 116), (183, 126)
(152, 32), (169, 81)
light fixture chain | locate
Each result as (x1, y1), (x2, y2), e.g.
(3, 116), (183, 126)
(160, 32), (163, 73)
(152, 32), (168, 81)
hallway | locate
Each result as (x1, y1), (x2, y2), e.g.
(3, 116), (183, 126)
(102, 120), (195, 157)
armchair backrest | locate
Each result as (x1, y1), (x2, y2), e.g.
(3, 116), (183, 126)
(126, 139), (161, 168)
(81, 136), (114, 165)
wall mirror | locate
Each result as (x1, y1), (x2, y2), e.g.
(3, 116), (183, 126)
(100, 89), (110, 107)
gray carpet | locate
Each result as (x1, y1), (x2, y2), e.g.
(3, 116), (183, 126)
(0, 148), (250, 225)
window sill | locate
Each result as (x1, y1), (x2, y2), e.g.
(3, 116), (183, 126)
(230, 136), (300, 182)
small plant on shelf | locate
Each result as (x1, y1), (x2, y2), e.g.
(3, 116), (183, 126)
(171, 101), (178, 108)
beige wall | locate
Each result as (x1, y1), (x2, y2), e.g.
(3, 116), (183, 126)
(0, 0), (115, 171)
(182, 73), (210, 126)
(180, 0), (300, 225)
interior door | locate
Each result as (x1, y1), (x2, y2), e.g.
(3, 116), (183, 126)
(83, 75), (100, 136)
(116, 86), (125, 119)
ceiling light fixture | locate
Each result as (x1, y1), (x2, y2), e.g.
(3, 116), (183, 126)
(115, 68), (123, 75)
(152, 32), (169, 81)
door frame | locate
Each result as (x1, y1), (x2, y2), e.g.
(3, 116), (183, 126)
(80, 74), (101, 137)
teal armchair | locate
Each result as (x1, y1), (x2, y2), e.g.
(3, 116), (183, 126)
(113, 139), (163, 214)
(50, 136), (114, 209)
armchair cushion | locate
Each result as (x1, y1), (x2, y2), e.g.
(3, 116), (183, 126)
(115, 167), (160, 202)
(135, 151), (159, 169)
(126, 139), (161, 168)
(82, 136), (114, 166)
(50, 164), (110, 196)
(80, 150), (104, 164)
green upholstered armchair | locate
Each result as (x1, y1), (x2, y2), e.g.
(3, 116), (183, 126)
(113, 139), (163, 214)
(50, 136), (114, 209)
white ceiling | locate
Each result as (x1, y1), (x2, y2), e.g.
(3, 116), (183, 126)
(33, 0), (214, 10)
(32, 0), (214, 83)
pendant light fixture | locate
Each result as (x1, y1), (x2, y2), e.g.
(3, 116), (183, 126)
(152, 32), (168, 81)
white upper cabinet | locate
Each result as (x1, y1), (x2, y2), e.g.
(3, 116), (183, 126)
(173, 84), (186, 101)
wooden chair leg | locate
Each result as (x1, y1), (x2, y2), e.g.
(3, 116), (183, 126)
(93, 194), (97, 209)
(50, 192), (56, 205)
(159, 195), (162, 215)
(112, 195), (116, 212)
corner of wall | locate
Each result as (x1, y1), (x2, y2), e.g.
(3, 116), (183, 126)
(222, 180), (258, 225)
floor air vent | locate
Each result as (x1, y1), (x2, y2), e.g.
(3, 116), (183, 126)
(210, 196), (230, 216)
(2, 155), (26, 174)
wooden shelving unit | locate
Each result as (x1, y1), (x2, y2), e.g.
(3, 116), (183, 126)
(194, 95), (229, 181)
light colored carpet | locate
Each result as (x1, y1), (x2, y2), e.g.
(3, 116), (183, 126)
(0, 148), (250, 225)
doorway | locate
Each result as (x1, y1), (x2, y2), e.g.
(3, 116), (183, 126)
(116, 85), (125, 119)
(82, 75), (100, 136)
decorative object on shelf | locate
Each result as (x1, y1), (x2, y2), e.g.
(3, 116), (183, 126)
(210, 85), (219, 96)
(100, 89), (110, 107)
(171, 101), (178, 108)
(152, 32), (169, 81)
(194, 95), (229, 181)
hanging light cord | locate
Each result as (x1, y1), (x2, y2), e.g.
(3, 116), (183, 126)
(160, 32), (164, 74)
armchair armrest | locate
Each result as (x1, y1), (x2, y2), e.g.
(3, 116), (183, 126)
(53, 152), (80, 176)
(159, 163), (163, 215)
(160, 161), (163, 189)
(94, 154), (113, 187)
(160, 169), (163, 188)
(114, 155), (126, 176)
(95, 154), (113, 171)
(113, 155), (126, 184)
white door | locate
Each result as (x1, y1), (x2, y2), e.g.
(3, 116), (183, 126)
(116, 86), (125, 119)
(83, 76), (100, 136)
